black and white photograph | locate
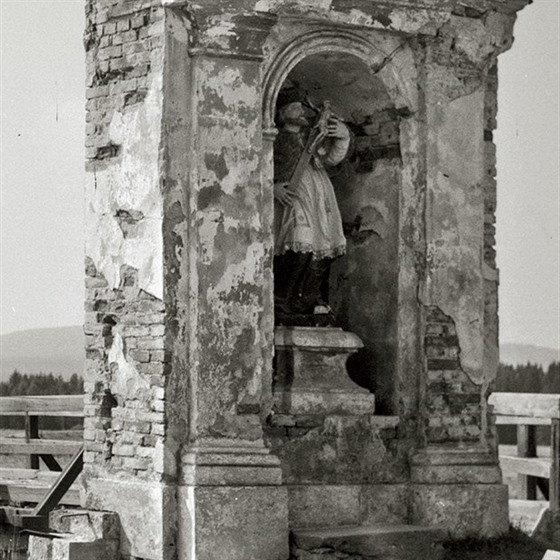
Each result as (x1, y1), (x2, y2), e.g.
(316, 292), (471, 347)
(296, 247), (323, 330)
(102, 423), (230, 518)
(0, 0), (558, 558)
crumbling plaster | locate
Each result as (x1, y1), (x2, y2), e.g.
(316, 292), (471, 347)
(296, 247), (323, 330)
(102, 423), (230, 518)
(85, 67), (165, 300)
(422, 89), (486, 383)
(80, 0), (532, 554)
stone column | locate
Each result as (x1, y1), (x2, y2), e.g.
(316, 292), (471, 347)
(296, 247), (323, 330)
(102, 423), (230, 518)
(411, 13), (519, 537)
(162, 8), (288, 560)
(82, 2), (177, 558)
(83, 3), (287, 559)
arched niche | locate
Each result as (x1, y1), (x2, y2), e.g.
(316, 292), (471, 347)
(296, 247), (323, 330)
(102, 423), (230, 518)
(261, 31), (417, 413)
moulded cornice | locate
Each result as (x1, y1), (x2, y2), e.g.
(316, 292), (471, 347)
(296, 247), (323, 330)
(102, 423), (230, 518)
(161, 0), (531, 16)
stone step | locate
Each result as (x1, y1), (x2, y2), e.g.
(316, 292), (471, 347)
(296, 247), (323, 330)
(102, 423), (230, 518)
(28, 535), (118, 560)
(291, 524), (445, 560)
(28, 510), (120, 560)
(49, 509), (120, 542)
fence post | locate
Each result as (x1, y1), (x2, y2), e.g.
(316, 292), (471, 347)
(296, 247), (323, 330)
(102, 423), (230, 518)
(517, 424), (537, 500)
(551, 418), (559, 510)
(25, 413), (40, 469)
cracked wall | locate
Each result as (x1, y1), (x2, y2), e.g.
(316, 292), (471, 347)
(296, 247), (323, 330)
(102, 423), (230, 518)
(83, 2), (173, 557)
(82, 0), (529, 556)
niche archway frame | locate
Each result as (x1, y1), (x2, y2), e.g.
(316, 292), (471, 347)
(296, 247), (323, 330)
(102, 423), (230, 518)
(261, 28), (417, 131)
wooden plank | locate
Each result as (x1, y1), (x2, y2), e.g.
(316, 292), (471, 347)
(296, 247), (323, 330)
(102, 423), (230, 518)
(495, 416), (551, 425)
(0, 482), (80, 506)
(32, 447), (83, 517)
(0, 438), (81, 456)
(0, 506), (34, 527)
(0, 468), (40, 480)
(0, 470), (69, 484)
(39, 454), (62, 471)
(2, 411), (84, 418)
(489, 393), (560, 419)
(0, 396), (83, 416)
(36, 471), (65, 483)
(501, 456), (551, 479)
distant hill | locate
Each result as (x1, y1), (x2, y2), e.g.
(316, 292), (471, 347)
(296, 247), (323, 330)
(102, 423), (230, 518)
(1, 326), (558, 383)
(1, 326), (84, 383)
(500, 343), (559, 369)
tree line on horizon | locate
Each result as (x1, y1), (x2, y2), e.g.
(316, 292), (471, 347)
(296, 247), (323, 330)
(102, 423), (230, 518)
(494, 360), (559, 394)
(0, 363), (557, 433)
(0, 370), (83, 430)
(1, 362), (557, 397)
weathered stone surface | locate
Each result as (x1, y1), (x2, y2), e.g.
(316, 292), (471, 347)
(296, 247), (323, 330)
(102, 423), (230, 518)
(411, 483), (509, 538)
(267, 415), (406, 485)
(28, 535), (52, 560)
(83, 0), (530, 555)
(360, 484), (410, 526)
(49, 510), (120, 542)
(292, 525), (445, 560)
(273, 327), (369, 396)
(177, 485), (289, 560)
(286, 483), (409, 529)
(288, 485), (361, 528)
(81, 477), (174, 560)
(52, 539), (119, 560)
(272, 390), (375, 416)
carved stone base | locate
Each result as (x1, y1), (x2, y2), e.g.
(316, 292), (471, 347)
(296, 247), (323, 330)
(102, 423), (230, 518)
(268, 327), (378, 527)
(410, 447), (509, 538)
(272, 327), (375, 416)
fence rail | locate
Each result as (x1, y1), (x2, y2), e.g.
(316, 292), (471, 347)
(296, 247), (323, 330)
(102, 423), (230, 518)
(489, 392), (560, 510)
(0, 395), (84, 528)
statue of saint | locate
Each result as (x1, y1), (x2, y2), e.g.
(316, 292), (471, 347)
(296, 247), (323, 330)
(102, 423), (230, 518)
(273, 89), (350, 325)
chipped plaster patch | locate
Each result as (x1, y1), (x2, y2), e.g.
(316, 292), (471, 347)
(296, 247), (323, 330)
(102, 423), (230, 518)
(166, 7), (191, 43)
(212, 241), (265, 294)
(85, 71), (164, 299)
(206, 19), (237, 38)
(424, 89), (486, 384)
(254, 0), (281, 10)
(197, 211), (222, 265)
(108, 330), (150, 401)
(201, 63), (259, 112)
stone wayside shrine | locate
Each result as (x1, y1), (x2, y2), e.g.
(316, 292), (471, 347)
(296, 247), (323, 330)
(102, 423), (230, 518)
(81, 0), (530, 558)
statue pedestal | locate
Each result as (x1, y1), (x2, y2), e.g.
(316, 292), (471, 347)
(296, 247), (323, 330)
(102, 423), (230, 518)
(268, 327), (380, 529)
(272, 326), (375, 416)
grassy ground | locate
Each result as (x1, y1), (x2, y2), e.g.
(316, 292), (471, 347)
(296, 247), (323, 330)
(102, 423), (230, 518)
(443, 527), (549, 560)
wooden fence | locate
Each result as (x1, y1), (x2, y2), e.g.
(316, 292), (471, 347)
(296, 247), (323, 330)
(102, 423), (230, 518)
(0, 395), (84, 529)
(489, 392), (560, 510)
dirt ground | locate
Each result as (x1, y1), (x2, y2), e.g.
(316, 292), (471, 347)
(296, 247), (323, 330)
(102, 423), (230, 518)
(442, 528), (550, 560)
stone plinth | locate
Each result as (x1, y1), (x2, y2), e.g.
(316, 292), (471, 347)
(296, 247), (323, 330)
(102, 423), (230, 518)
(268, 327), (382, 528)
(411, 448), (509, 538)
(272, 327), (375, 416)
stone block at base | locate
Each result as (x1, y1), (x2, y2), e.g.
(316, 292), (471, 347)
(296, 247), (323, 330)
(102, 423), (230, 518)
(411, 483), (509, 538)
(177, 485), (289, 560)
(82, 477), (175, 560)
(287, 484), (408, 529)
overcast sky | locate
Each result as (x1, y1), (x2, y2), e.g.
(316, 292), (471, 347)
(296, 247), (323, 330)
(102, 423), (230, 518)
(1, 1), (559, 350)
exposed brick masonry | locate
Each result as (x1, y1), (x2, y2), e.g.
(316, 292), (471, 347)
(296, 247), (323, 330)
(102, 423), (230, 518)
(84, 258), (167, 478)
(425, 306), (482, 444)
